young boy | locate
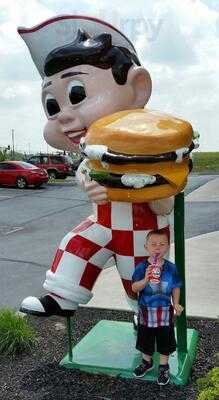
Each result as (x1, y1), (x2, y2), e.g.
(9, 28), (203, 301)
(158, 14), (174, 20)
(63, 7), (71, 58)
(132, 229), (183, 385)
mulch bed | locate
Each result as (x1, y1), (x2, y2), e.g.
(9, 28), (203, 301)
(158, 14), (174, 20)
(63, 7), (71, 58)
(0, 307), (217, 400)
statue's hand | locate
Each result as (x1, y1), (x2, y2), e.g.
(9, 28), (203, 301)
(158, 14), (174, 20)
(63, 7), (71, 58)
(84, 180), (108, 204)
(76, 158), (108, 204)
(148, 197), (174, 215)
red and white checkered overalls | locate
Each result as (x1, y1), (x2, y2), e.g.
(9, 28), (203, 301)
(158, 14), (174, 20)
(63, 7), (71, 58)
(43, 202), (170, 308)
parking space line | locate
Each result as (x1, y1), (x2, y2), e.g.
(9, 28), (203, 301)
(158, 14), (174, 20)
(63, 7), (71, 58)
(0, 226), (24, 235)
(0, 196), (13, 200)
(5, 227), (24, 235)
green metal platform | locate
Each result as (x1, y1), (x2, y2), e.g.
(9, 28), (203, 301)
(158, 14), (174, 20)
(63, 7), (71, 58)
(61, 193), (199, 385)
(60, 320), (199, 385)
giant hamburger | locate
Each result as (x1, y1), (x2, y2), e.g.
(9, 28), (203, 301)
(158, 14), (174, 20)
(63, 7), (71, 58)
(80, 109), (195, 202)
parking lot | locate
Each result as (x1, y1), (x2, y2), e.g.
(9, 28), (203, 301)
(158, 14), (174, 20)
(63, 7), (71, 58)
(0, 181), (92, 308)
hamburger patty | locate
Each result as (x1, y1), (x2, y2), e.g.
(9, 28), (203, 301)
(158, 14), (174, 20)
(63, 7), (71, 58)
(89, 170), (168, 189)
(81, 143), (195, 165)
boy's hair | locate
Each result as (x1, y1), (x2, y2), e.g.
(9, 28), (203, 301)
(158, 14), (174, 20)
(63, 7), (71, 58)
(146, 228), (170, 244)
(44, 29), (141, 84)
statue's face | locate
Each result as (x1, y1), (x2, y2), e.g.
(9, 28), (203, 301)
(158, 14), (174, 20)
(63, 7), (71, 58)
(42, 64), (137, 151)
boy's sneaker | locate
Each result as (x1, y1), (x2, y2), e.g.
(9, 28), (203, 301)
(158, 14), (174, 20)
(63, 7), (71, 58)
(157, 364), (170, 385)
(133, 359), (153, 378)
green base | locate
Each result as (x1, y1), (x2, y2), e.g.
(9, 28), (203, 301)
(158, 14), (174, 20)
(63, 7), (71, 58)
(60, 320), (199, 385)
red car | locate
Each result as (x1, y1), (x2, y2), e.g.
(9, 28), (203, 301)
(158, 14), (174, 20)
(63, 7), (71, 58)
(26, 154), (73, 180)
(0, 161), (48, 189)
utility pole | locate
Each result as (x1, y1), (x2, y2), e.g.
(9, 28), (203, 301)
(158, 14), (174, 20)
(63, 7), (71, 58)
(11, 129), (15, 160)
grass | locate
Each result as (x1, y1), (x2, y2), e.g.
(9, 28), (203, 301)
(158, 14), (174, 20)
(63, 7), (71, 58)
(0, 308), (37, 357)
(47, 179), (75, 186)
(193, 152), (219, 173)
(196, 367), (219, 400)
(47, 176), (76, 185)
(47, 179), (67, 184)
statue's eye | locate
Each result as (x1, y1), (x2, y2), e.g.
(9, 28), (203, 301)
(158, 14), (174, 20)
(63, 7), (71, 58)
(68, 80), (86, 105)
(45, 94), (60, 116)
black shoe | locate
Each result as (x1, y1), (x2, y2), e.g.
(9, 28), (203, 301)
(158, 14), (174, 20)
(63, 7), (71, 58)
(157, 364), (170, 385)
(133, 359), (153, 378)
(20, 295), (76, 317)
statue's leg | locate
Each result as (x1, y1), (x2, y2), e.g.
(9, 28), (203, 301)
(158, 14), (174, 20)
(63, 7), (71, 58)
(115, 252), (138, 313)
(20, 217), (113, 316)
(114, 221), (171, 313)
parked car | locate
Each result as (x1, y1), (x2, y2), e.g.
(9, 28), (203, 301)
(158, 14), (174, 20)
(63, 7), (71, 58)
(26, 153), (73, 180)
(0, 161), (48, 189)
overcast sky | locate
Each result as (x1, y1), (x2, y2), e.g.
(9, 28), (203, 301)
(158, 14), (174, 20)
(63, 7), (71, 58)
(0, 0), (218, 153)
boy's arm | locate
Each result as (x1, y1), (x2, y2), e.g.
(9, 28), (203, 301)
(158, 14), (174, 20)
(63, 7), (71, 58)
(172, 287), (180, 305)
(132, 266), (152, 293)
(172, 287), (183, 316)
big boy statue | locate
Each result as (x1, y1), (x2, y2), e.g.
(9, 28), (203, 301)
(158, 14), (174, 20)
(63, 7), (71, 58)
(18, 16), (176, 317)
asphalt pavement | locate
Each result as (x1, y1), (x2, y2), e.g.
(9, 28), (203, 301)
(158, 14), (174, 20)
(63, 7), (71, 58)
(0, 175), (218, 318)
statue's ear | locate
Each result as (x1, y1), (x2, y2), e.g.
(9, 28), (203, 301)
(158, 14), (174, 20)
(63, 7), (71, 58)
(127, 67), (152, 107)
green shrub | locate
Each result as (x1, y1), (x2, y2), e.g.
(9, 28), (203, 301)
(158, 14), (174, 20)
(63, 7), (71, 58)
(0, 308), (37, 356)
(196, 368), (219, 400)
(197, 388), (219, 400)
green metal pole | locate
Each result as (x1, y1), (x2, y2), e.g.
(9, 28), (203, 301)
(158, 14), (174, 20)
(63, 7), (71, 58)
(174, 192), (187, 353)
(66, 317), (73, 362)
